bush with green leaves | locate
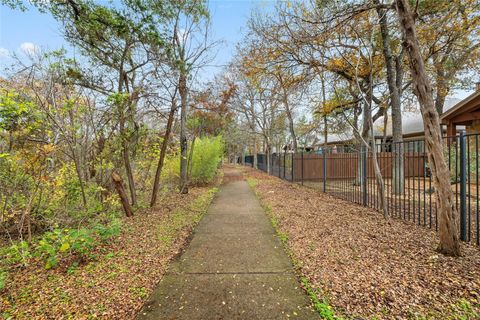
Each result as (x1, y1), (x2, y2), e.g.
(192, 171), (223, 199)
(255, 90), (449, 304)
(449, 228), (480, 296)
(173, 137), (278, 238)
(35, 218), (121, 269)
(190, 136), (224, 185)
(0, 218), (121, 274)
(0, 218), (121, 291)
(159, 136), (224, 187)
(0, 240), (31, 267)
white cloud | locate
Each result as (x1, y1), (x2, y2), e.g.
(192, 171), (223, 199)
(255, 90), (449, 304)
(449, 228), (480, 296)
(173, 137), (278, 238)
(19, 42), (39, 56)
(0, 48), (9, 58)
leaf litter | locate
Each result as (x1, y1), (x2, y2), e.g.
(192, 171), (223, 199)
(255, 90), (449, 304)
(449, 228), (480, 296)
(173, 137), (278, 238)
(0, 186), (217, 319)
(243, 167), (480, 319)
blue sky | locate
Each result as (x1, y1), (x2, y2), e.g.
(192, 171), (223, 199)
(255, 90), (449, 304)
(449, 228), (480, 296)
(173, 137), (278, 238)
(0, 0), (472, 99)
(0, 0), (275, 80)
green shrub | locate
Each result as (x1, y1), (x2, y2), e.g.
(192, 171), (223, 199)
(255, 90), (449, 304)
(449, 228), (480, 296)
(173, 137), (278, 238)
(0, 218), (121, 271)
(35, 228), (96, 269)
(47, 219), (120, 268)
(159, 136), (224, 187)
(0, 240), (31, 266)
(190, 136), (224, 185)
(94, 218), (121, 241)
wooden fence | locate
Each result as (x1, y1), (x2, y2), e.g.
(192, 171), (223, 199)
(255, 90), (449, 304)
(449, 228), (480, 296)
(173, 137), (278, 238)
(292, 152), (427, 181)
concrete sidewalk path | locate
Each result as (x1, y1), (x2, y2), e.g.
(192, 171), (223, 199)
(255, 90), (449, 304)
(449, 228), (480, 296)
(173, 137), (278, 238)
(137, 168), (318, 320)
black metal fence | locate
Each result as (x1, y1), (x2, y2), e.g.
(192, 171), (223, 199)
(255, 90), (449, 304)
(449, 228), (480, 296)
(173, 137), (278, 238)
(245, 132), (480, 247)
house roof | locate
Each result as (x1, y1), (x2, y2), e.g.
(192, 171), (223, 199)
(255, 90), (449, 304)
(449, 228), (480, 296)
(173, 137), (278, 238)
(313, 97), (463, 146)
(375, 98), (462, 137)
(440, 90), (480, 124)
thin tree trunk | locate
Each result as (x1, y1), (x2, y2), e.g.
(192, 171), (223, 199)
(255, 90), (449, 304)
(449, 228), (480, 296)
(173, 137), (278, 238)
(434, 64), (448, 116)
(117, 69), (137, 207)
(376, 1), (404, 195)
(122, 140), (136, 206)
(395, 0), (460, 256)
(321, 67), (328, 150)
(382, 107), (388, 150)
(284, 97), (297, 152)
(364, 56), (388, 218)
(179, 72), (189, 194)
(111, 171), (134, 217)
(253, 135), (258, 169)
(370, 116), (389, 219)
(323, 116), (328, 149)
(150, 104), (176, 207)
(266, 143), (271, 174)
(66, 108), (88, 207)
(18, 183), (38, 243)
(72, 152), (88, 208)
(356, 103), (372, 186)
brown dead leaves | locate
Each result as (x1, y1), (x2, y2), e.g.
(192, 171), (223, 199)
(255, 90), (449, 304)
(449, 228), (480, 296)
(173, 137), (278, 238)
(245, 167), (480, 319)
(0, 187), (213, 319)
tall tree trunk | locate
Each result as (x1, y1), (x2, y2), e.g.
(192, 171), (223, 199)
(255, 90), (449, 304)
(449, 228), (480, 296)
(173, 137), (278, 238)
(284, 97), (297, 152)
(321, 67), (328, 150)
(122, 132), (136, 206)
(19, 184), (37, 243)
(266, 142), (271, 174)
(376, 2), (404, 194)
(382, 107), (388, 149)
(365, 62), (388, 218)
(117, 70), (137, 207)
(370, 115), (389, 219)
(356, 100), (372, 186)
(323, 116), (328, 149)
(179, 72), (189, 194)
(253, 135), (258, 169)
(395, 0), (460, 256)
(150, 104), (176, 207)
(434, 63), (448, 116)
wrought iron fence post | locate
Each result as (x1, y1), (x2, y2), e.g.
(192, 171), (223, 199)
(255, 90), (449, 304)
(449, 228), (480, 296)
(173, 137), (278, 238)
(291, 152), (294, 182)
(301, 151), (304, 185)
(323, 148), (327, 193)
(283, 150), (286, 179)
(460, 131), (467, 241)
(362, 145), (368, 207)
(278, 153), (281, 178)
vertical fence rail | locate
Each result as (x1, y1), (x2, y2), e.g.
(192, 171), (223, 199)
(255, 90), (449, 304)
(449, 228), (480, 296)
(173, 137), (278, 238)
(460, 131), (467, 241)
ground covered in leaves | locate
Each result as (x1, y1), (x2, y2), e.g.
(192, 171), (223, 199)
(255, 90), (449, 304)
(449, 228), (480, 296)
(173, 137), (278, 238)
(243, 167), (480, 320)
(0, 186), (218, 319)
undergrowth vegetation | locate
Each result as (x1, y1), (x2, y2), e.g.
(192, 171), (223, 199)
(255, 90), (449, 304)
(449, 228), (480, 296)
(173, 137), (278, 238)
(0, 186), (219, 319)
(0, 218), (121, 289)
